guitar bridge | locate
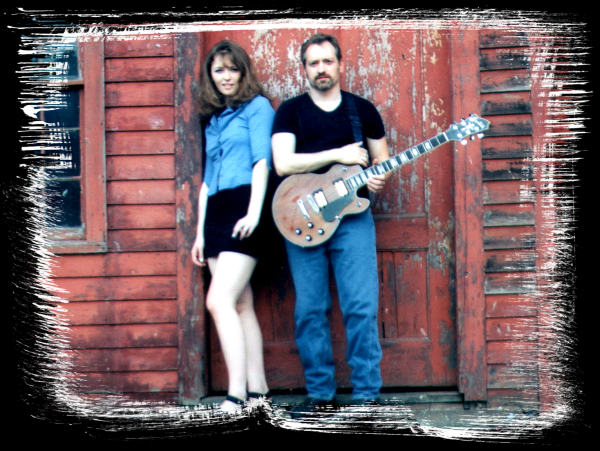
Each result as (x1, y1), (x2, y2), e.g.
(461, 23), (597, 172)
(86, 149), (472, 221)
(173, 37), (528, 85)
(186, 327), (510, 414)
(296, 199), (310, 219)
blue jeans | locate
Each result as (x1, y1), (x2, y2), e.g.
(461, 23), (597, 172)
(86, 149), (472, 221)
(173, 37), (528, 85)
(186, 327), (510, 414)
(285, 210), (382, 401)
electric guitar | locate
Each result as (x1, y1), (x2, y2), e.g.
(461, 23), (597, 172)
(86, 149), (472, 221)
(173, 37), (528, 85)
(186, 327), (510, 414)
(272, 114), (490, 247)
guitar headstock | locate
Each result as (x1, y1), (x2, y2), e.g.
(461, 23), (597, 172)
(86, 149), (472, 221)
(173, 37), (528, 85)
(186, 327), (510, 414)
(445, 114), (490, 145)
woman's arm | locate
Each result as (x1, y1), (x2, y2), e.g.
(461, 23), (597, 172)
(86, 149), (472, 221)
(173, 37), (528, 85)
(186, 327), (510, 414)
(232, 158), (269, 240)
(191, 182), (209, 266)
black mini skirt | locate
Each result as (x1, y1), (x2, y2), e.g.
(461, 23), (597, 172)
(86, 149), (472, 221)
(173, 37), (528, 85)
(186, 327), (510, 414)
(203, 184), (269, 260)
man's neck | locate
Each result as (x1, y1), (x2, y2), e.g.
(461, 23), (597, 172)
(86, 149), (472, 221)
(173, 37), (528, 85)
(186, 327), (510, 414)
(308, 86), (342, 112)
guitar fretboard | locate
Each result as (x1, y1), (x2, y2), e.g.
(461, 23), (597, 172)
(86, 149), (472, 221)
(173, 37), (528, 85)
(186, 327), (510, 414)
(345, 132), (449, 190)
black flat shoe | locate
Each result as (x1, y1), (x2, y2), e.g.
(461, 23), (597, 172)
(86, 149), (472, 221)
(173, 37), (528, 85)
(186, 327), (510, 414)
(220, 394), (246, 415)
(225, 394), (246, 405)
(247, 391), (271, 400)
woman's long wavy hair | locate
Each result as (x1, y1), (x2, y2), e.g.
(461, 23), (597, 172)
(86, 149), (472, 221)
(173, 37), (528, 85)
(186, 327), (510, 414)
(198, 40), (266, 118)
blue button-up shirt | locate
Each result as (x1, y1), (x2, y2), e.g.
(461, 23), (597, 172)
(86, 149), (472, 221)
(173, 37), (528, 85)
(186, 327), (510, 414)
(203, 95), (274, 196)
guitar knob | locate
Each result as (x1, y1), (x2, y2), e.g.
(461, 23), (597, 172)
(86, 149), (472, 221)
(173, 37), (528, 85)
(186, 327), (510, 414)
(307, 222), (314, 229)
(305, 235), (312, 242)
(295, 228), (302, 235)
(318, 229), (324, 235)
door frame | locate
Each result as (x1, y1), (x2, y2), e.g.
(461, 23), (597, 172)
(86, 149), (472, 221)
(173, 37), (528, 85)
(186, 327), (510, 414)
(174, 31), (207, 404)
(174, 26), (488, 404)
(450, 28), (487, 402)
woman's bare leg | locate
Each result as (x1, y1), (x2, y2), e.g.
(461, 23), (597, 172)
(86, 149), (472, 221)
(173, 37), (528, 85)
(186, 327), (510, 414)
(235, 284), (268, 396)
(206, 252), (263, 412)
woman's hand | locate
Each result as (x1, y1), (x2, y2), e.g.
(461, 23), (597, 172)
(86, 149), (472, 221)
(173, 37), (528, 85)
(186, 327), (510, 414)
(232, 212), (260, 240)
(191, 235), (207, 266)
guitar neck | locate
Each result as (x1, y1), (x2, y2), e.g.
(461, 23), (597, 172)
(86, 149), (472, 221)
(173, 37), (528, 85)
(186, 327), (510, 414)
(345, 131), (450, 190)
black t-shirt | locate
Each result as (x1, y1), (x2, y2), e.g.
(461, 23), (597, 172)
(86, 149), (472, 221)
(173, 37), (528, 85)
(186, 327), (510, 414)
(271, 91), (386, 174)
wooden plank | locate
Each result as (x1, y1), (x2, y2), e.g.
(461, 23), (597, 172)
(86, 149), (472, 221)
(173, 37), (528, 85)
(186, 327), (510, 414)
(78, 38), (107, 250)
(484, 204), (535, 227)
(480, 30), (529, 49)
(105, 106), (174, 131)
(174, 31), (207, 404)
(77, 371), (178, 393)
(378, 252), (399, 339)
(108, 205), (176, 229)
(63, 300), (177, 325)
(106, 154), (175, 180)
(105, 57), (174, 82)
(50, 252), (176, 278)
(374, 216), (429, 250)
(107, 229), (176, 252)
(481, 69), (531, 93)
(480, 48), (530, 71)
(50, 275), (177, 301)
(485, 115), (533, 137)
(106, 131), (175, 155)
(481, 136), (533, 160)
(68, 323), (178, 349)
(485, 249), (536, 273)
(486, 317), (537, 341)
(484, 225), (536, 250)
(482, 159), (533, 182)
(105, 35), (173, 58)
(487, 364), (539, 390)
(107, 180), (176, 205)
(481, 92), (531, 115)
(105, 81), (174, 107)
(487, 341), (538, 365)
(451, 28), (487, 401)
(71, 347), (177, 372)
(486, 293), (537, 318)
(484, 180), (535, 205)
(485, 273), (537, 295)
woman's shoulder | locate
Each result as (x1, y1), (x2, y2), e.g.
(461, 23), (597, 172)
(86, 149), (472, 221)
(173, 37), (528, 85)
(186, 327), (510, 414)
(245, 94), (274, 113)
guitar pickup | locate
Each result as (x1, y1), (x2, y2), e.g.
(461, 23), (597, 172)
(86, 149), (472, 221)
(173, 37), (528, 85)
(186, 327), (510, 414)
(333, 178), (349, 197)
(312, 189), (328, 208)
(305, 194), (320, 213)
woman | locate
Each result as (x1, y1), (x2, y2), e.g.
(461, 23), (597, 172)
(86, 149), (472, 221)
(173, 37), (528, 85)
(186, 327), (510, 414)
(191, 40), (273, 414)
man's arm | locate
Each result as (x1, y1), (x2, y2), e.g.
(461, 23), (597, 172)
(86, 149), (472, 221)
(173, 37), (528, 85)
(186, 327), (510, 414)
(271, 132), (371, 177)
(365, 136), (390, 194)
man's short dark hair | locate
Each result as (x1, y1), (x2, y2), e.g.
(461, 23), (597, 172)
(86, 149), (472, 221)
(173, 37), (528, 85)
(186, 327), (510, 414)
(300, 33), (342, 66)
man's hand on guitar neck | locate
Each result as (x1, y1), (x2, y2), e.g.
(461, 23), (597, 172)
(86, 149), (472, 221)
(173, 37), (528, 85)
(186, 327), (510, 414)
(366, 158), (387, 194)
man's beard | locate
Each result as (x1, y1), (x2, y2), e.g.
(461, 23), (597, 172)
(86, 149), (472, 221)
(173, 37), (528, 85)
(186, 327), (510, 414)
(311, 74), (336, 91)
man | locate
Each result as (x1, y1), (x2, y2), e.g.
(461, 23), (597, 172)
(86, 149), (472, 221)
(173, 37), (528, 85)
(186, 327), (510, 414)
(271, 33), (390, 410)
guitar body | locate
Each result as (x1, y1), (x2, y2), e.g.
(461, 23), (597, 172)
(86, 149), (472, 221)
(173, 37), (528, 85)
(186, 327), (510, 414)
(272, 164), (370, 247)
(271, 114), (490, 247)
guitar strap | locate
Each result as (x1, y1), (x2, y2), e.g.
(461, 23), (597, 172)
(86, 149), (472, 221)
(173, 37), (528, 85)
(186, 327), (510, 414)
(343, 92), (363, 144)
